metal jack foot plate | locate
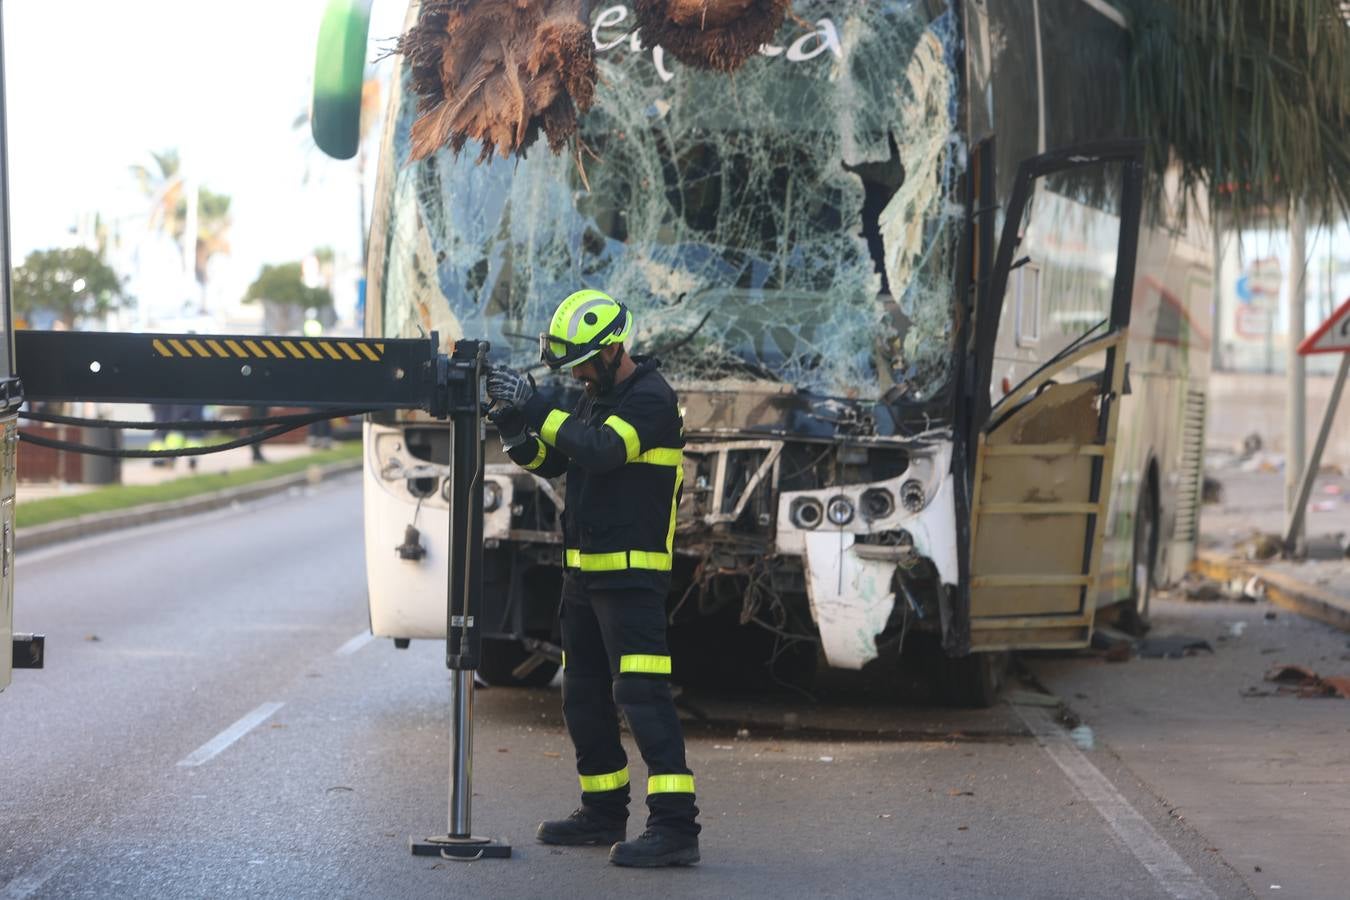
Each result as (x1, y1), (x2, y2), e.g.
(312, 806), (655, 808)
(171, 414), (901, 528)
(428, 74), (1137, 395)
(411, 834), (512, 860)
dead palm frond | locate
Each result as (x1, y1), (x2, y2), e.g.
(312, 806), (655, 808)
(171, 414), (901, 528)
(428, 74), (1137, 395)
(396, 0), (596, 162)
(1123, 0), (1350, 226)
(631, 0), (792, 72)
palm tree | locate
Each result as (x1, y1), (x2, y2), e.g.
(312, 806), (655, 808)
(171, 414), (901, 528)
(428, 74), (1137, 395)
(130, 149), (232, 310)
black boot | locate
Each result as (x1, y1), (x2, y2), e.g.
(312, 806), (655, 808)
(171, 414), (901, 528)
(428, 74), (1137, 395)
(536, 808), (626, 846)
(608, 828), (700, 867)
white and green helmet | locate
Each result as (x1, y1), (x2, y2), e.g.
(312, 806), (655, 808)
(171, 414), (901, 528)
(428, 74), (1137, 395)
(539, 289), (633, 370)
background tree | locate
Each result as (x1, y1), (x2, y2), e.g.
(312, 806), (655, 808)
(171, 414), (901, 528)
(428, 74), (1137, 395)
(12, 247), (132, 329)
(130, 149), (233, 296)
(243, 262), (333, 333)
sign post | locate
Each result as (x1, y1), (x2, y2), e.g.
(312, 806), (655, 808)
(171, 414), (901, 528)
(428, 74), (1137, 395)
(1285, 297), (1350, 556)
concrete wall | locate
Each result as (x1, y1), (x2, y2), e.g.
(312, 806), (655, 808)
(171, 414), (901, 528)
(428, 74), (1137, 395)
(1208, 370), (1350, 468)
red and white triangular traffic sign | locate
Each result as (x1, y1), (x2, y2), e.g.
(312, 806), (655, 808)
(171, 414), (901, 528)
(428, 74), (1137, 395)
(1299, 297), (1350, 355)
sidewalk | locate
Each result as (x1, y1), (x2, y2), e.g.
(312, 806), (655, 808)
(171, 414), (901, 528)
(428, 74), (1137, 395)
(14, 441), (361, 552)
(1198, 460), (1350, 633)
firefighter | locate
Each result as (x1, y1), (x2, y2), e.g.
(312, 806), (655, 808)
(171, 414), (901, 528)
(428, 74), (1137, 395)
(486, 289), (700, 868)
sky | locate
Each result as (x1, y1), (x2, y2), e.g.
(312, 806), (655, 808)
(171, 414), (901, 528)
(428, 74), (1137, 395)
(3, 0), (409, 329)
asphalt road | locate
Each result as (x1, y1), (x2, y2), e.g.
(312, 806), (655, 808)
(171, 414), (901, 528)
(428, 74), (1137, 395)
(0, 477), (1254, 898)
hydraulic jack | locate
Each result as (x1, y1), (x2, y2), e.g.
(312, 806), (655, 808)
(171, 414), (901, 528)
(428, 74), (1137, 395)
(16, 328), (512, 861)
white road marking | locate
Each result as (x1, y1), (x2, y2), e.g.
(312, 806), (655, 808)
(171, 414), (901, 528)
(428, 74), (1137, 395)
(177, 702), (284, 768)
(1015, 705), (1217, 900)
(335, 631), (375, 655)
(0, 851), (67, 900)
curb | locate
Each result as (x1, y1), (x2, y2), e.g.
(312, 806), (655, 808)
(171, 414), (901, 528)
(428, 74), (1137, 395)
(1192, 550), (1350, 633)
(15, 459), (362, 553)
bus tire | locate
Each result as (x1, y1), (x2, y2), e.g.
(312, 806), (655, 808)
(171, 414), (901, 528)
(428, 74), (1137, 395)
(940, 651), (1008, 708)
(478, 638), (559, 688)
(1125, 479), (1159, 634)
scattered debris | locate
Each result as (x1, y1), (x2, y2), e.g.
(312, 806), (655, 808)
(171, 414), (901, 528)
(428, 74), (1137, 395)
(947, 789), (975, 797)
(818, 756), (834, 763)
(1069, 725), (1095, 751)
(542, 751), (561, 759)
(325, 786), (354, 794)
(957, 825), (969, 831)
(1265, 611), (1278, 621)
(736, 727), (751, 739)
(1236, 533), (1283, 561)
(85, 634), (100, 642)
(1180, 573), (1226, 602)
(713, 744), (735, 750)
(1228, 621), (1248, 638)
(497, 748), (509, 753)
(878, 814), (893, 819)
(1135, 636), (1214, 659)
(1264, 664), (1350, 698)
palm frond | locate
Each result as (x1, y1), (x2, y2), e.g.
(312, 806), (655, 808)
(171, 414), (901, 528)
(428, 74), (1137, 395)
(1123, 0), (1350, 227)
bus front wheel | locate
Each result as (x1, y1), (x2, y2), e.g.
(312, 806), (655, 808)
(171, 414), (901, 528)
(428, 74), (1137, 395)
(940, 651), (1008, 708)
(1125, 481), (1159, 633)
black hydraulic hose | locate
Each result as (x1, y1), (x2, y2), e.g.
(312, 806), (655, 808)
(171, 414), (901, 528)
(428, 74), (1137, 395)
(19, 407), (376, 431)
(18, 420), (311, 459)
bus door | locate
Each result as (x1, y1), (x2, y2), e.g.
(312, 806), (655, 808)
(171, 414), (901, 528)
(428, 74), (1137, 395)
(965, 141), (1145, 651)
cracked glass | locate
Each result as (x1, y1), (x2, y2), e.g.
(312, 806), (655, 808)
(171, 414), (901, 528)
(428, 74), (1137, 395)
(377, 0), (962, 407)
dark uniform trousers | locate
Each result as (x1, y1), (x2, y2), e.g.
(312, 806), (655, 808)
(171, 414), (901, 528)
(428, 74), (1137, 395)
(560, 576), (700, 837)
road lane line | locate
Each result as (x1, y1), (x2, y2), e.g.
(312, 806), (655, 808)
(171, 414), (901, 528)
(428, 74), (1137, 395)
(336, 631), (375, 655)
(0, 851), (67, 899)
(177, 702), (284, 768)
(1015, 705), (1217, 900)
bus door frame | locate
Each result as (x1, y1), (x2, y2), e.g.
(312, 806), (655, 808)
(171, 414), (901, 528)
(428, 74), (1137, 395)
(953, 139), (1146, 653)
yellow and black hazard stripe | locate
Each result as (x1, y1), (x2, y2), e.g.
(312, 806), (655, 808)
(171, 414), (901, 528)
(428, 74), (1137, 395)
(151, 337), (386, 362)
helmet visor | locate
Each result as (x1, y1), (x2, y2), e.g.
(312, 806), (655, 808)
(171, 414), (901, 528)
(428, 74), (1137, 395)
(538, 306), (628, 369)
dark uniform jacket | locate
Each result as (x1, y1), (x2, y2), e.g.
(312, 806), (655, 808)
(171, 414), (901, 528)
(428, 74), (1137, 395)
(508, 356), (684, 593)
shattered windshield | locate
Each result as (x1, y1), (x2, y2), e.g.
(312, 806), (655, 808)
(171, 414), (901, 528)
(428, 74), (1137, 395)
(376, 0), (962, 404)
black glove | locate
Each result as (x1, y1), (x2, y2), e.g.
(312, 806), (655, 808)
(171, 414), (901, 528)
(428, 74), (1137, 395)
(486, 366), (535, 408)
(489, 405), (529, 451)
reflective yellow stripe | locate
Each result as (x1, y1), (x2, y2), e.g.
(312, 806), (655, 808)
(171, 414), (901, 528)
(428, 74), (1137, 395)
(620, 654), (671, 675)
(665, 461), (684, 563)
(634, 447), (682, 466)
(627, 551), (673, 571)
(579, 767), (630, 793)
(280, 340), (305, 359)
(541, 410), (570, 446)
(358, 343), (381, 361)
(604, 415), (641, 462)
(205, 339), (229, 357)
(152, 339), (172, 357)
(563, 550), (673, 572)
(561, 651), (566, 669)
(524, 439), (548, 471)
(577, 551), (629, 571)
(647, 774), (695, 795)
(225, 339), (248, 358)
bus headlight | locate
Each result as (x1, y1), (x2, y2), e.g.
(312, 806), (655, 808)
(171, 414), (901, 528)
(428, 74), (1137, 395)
(826, 496), (855, 526)
(483, 480), (503, 513)
(789, 497), (824, 529)
(901, 479), (926, 512)
(860, 487), (895, 521)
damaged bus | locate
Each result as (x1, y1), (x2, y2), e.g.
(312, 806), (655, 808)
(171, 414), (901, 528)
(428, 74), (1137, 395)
(333, 0), (1211, 704)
